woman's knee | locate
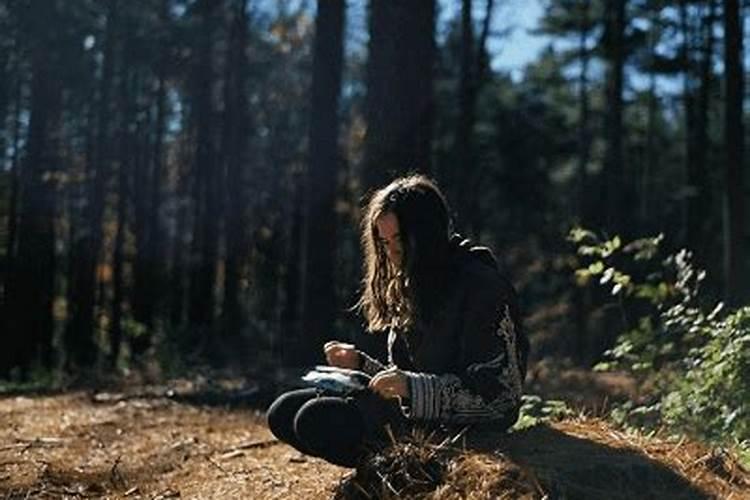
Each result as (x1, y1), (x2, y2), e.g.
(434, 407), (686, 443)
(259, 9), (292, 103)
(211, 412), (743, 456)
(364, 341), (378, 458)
(266, 388), (319, 440)
(294, 397), (365, 466)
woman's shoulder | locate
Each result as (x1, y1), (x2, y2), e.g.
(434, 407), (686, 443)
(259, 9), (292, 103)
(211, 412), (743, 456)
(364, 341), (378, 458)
(452, 243), (517, 302)
(452, 241), (499, 279)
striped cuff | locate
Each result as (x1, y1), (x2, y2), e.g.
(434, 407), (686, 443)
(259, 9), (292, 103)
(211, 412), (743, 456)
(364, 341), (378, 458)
(358, 351), (386, 376)
(403, 371), (441, 420)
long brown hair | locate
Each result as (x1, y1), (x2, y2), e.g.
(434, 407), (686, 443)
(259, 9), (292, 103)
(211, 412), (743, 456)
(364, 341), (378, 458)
(356, 175), (454, 333)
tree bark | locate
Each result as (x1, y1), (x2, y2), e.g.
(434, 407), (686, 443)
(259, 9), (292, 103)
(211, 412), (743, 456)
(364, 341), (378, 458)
(363, 0), (436, 191)
(686, 1), (715, 261)
(170, 143), (191, 327)
(282, 172), (304, 363)
(0, 11), (9, 174)
(574, 0), (592, 366)
(454, 0), (475, 232)
(130, 0), (170, 357)
(3, 0), (63, 376)
(722, 0), (745, 304)
(222, 0), (251, 336)
(602, 0), (627, 235)
(64, 0), (118, 369)
(577, 0), (592, 224)
(188, 0), (219, 328)
(111, 116), (129, 367)
(297, 0), (345, 365)
(3, 32), (23, 306)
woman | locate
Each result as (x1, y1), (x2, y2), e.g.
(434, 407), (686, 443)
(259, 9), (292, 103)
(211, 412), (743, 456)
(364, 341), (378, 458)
(266, 174), (528, 467)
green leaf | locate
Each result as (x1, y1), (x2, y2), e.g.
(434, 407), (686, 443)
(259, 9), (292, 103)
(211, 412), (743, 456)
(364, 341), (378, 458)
(588, 261), (604, 275)
(575, 269), (591, 286)
(600, 267), (615, 284)
(567, 226), (598, 244)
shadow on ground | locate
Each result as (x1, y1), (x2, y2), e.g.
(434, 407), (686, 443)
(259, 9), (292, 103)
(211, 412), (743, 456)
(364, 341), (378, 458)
(335, 420), (746, 499)
(471, 425), (708, 499)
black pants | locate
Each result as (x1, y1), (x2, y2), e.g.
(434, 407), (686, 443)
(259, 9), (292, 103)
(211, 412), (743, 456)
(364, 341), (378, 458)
(266, 388), (406, 468)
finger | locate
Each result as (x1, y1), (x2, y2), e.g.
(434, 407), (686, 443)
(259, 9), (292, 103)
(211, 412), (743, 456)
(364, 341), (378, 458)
(324, 341), (340, 352)
(370, 376), (390, 390)
(371, 383), (390, 397)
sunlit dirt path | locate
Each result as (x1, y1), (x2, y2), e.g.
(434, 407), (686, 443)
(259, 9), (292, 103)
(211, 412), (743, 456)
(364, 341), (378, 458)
(0, 390), (347, 499)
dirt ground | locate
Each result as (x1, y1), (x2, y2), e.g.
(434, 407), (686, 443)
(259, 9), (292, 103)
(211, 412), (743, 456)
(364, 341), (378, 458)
(0, 386), (347, 499)
(1, 370), (748, 499)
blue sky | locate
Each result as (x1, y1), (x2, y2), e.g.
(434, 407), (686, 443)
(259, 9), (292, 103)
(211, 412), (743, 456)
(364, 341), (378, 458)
(345, 0), (549, 74)
(462, 0), (548, 73)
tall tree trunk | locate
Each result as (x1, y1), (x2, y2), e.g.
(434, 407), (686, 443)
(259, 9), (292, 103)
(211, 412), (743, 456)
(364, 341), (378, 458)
(111, 17), (138, 365)
(110, 126), (129, 367)
(363, 0), (436, 191)
(722, 0), (745, 303)
(148, 29), (167, 324)
(641, 5), (660, 227)
(297, 0), (345, 365)
(130, 0), (170, 357)
(476, 0), (494, 82)
(282, 172), (304, 363)
(0, 12), (9, 173)
(170, 139), (192, 327)
(602, 0), (627, 235)
(687, 1), (715, 262)
(222, 0), (251, 337)
(3, 0), (63, 376)
(679, 0), (699, 253)
(463, 0), (495, 237)
(130, 105), (153, 349)
(642, 69), (657, 226)
(65, 0), (118, 369)
(188, 0), (218, 328)
(576, 0), (591, 224)
(3, 39), (23, 306)
(574, 0), (592, 365)
(454, 0), (475, 232)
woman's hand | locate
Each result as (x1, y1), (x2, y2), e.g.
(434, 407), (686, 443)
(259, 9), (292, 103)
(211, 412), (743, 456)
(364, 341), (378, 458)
(369, 368), (409, 399)
(324, 341), (360, 369)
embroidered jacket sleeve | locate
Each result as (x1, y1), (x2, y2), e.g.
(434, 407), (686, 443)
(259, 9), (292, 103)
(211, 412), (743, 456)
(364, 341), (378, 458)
(401, 278), (524, 424)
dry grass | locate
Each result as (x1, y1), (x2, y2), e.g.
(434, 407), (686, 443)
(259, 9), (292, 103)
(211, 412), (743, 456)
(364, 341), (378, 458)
(335, 417), (750, 500)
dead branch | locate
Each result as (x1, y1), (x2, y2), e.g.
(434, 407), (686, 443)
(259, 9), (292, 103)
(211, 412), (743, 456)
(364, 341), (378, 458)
(220, 437), (278, 453)
(152, 488), (180, 499)
(0, 437), (66, 452)
(218, 449), (245, 460)
(110, 455), (126, 488)
(204, 455), (230, 476)
(124, 486), (140, 496)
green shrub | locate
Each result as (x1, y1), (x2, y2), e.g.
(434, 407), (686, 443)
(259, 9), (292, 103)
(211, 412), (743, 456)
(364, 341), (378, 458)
(661, 306), (750, 445)
(513, 394), (573, 431)
(568, 227), (749, 460)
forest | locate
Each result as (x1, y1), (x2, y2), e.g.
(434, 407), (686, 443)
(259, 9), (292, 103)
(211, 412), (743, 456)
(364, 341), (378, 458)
(0, 0), (748, 497)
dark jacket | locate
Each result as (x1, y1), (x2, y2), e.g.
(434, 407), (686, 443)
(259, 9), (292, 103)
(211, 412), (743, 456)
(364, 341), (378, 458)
(358, 237), (528, 425)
